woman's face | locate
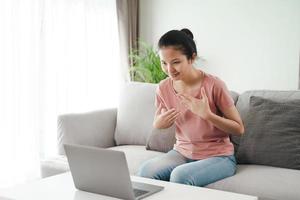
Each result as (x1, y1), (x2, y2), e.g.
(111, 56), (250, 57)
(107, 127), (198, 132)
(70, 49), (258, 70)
(159, 46), (194, 80)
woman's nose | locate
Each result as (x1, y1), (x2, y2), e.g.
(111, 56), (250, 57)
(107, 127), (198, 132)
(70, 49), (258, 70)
(167, 65), (176, 72)
(165, 63), (172, 69)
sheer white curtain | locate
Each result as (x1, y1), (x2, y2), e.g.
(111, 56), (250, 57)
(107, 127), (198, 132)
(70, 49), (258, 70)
(0, 0), (120, 188)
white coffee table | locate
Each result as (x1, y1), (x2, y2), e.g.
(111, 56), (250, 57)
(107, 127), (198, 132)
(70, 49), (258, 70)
(0, 172), (257, 200)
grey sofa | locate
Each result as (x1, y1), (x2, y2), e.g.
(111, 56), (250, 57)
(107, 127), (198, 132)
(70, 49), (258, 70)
(41, 82), (300, 200)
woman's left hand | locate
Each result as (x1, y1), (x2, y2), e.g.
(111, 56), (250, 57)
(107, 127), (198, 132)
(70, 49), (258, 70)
(178, 87), (212, 120)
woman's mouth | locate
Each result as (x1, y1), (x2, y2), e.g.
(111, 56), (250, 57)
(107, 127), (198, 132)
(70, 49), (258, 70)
(171, 72), (180, 77)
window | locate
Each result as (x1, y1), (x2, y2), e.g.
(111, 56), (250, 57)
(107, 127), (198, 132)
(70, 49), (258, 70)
(0, 0), (120, 187)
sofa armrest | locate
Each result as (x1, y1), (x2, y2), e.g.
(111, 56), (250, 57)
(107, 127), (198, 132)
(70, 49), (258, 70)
(57, 108), (117, 155)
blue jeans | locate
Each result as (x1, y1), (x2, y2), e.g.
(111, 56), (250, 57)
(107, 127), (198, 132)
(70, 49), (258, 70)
(137, 150), (237, 187)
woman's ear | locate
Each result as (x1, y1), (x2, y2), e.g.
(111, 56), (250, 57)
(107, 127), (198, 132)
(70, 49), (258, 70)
(188, 53), (197, 64)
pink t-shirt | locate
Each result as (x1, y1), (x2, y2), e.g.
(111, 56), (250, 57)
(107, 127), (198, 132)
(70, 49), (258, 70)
(155, 71), (235, 160)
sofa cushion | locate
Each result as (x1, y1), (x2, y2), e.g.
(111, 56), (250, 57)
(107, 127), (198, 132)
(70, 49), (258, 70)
(206, 164), (300, 200)
(41, 145), (163, 178)
(108, 145), (163, 175)
(114, 82), (157, 145)
(231, 90), (300, 154)
(40, 155), (69, 178)
(146, 125), (176, 153)
(57, 109), (117, 155)
(236, 96), (300, 170)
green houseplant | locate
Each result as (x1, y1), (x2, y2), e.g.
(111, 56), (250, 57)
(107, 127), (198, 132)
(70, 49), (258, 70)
(129, 41), (167, 83)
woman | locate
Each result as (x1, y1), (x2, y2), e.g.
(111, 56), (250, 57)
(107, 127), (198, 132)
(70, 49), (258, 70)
(137, 28), (244, 187)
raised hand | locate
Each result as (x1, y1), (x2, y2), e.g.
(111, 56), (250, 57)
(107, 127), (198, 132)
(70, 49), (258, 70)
(178, 87), (212, 120)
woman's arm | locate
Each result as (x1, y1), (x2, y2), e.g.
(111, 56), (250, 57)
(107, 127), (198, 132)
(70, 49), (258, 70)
(178, 88), (244, 135)
(206, 105), (244, 136)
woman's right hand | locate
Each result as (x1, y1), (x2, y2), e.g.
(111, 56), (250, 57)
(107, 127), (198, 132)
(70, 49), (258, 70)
(153, 104), (180, 129)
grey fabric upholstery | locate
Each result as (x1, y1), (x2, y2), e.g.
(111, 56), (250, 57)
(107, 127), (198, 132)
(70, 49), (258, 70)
(231, 90), (300, 154)
(206, 164), (300, 200)
(40, 155), (69, 178)
(57, 108), (117, 155)
(146, 125), (176, 153)
(41, 145), (163, 177)
(114, 82), (157, 145)
(237, 96), (300, 169)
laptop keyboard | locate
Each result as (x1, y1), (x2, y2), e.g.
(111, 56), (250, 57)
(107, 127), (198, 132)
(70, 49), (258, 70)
(133, 188), (149, 197)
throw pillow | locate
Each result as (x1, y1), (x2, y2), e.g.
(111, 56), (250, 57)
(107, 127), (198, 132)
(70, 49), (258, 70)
(146, 125), (176, 153)
(236, 96), (300, 170)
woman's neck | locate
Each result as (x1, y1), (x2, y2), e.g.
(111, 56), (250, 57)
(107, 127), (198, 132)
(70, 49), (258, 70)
(180, 67), (203, 87)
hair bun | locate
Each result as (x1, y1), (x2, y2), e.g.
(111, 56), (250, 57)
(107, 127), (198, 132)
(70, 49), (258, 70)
(180, 28), (194, 40)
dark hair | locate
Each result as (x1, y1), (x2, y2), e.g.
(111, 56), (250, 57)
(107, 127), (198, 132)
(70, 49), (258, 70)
(158, 28), (197, 60)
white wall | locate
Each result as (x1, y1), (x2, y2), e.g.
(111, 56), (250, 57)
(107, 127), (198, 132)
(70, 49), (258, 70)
(139, 0), (300, 93)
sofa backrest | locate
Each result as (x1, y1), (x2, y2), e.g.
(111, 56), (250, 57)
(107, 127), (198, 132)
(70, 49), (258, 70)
(114, 82), (157, 145)
(114, 81), (239, 146)
(231, 90), (300, 152)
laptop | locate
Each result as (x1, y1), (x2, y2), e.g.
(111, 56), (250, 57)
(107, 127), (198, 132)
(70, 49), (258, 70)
(64, 144), (164, 200)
